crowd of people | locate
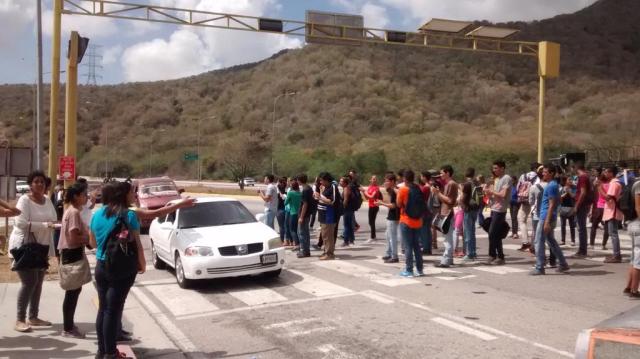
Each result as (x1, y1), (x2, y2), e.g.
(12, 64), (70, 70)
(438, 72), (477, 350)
(3, 170), (194, 359)
(259, 161), (640, 294)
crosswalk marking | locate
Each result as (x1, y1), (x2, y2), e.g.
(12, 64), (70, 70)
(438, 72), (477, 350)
(431, 317), (498, 341)
(360, 290), (395, 304)
(313, 260), (420, 287)
(286, 269), (353, 297)
(225, 285), (288, 306)
(433, 275), (477, 281)
(143, 283), (219, 316)
(473, 266), (528, 275)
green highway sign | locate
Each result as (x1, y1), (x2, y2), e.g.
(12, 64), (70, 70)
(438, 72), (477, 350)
(184, 152), (199, 161)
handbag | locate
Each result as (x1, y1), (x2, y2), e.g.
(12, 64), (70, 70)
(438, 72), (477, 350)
(59, 248), (92, 290)
(559, 206), (574, 218)
(432, 210), (453, 234)
(10, 209), (50, 271)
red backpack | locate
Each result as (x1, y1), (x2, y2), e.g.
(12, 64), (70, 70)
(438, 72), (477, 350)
(517, 180), (532, 204)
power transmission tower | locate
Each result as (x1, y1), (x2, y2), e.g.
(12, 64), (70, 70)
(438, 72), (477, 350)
(82, 44), (103, 86)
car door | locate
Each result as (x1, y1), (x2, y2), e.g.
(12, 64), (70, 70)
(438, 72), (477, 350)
(156, 211), (176, 262)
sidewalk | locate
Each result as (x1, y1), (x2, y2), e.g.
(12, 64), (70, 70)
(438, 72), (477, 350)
(0, 278), (185, 358)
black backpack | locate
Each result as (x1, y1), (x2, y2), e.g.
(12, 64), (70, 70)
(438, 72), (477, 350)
(468, 184), (483, 211)
(619, 179), (638, 221)
(332, 184), (344, 218)
(405, 184), (426, 219)
(102, 212), (139, 280)
(347, 183), (363, 211)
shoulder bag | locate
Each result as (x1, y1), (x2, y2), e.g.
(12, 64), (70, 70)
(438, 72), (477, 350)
(59, 247), (92, 290)
(10, 201), (50, 271)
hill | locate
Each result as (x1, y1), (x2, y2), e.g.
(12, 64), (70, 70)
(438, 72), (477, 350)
(1, 0), (639, 180)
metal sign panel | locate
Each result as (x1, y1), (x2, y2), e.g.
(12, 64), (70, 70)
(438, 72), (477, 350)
(0, 177), (17, 199)
(59, 156), (76, 180)
(9, 147), (33, 177)
(0, 148), (6, 176)
(306, 10), (364, 46)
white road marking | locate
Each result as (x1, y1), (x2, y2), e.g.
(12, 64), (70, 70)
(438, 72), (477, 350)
(144, 283), (219, 316)
(431, 317), (498, 341)
(433, 275), (477, 281)
(317, 344), (360, 359)
(136, 278), (176, 286)
(287, 269), (353, 296)
(263, 318), (320, 330)
(473, 266), (528, 275)
(313, 260), (419, 287)
(289, 326), (335, 337)
(502, 244), (524, 251)
(226, 285), (288, 306)
(359, 290), (395, 304)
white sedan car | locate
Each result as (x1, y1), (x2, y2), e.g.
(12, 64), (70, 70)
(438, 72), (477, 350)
(149, 197), (285, 288)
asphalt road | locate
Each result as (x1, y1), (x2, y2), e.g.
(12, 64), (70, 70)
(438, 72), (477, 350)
(131, 196), (638, 359)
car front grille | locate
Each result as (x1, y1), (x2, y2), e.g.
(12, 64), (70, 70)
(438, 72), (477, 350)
(206, 262), (277, 274)
(218, 243), (263, 256)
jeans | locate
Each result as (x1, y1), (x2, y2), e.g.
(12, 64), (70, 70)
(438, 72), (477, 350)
(401, 223), (423, 272)
(478, 204), (485, 224)
(560, 214), (576, 243)
(368, 207), (379, 239)
(576, 205), (589, 254)
(510, 203), (520, 235)
(264, 208), (276, 230)
(95, 260), (136, 356)
(63, 288), (82, 331)
(16, 269), (45, 321)
(488, 211), (506, 259)
(288, 213), (299, 245)
(385, 220), (399, 259)
(463, 210), (478, 258)
(590, 207), (609, 246)
(441, 225), (455, 265)
(284, 211), (292, 241)
(276, 209), (285, 240)
(420, 214), (433, 251)
(607, 219), (621, 257)
(310, 210), (317, 228)
(342, 211), (356, 244)
(517, 203), (531, 243)
(534, 220), (568, 271)
(297, 216), (311, 254)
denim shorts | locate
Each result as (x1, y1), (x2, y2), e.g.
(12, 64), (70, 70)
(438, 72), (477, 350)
(629, 221), (640, 270)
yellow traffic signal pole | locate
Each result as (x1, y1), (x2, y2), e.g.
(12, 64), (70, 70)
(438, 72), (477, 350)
(64, 31), (79, 189)
(537, 41), (561, 164)
(538, 75), (546, 164)
(47, 0), (61, 180)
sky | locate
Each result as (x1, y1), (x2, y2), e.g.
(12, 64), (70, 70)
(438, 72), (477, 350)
(0, 0), (598, 85)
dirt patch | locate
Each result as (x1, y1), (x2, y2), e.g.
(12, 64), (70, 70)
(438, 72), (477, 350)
(0, 255), (60, 283)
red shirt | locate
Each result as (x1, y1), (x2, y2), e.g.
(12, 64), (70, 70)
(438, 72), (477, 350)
(575, 174), (590, 207)
(366, 185), (381, 208)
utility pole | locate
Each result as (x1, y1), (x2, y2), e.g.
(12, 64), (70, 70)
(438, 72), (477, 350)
(48, 0), (62, 180)
(35, 0), (43, 170)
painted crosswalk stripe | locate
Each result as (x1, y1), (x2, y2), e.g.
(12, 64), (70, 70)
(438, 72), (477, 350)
(143, 283), (219, 317)
(431, 317), (498, 341)
(313, 260), (419, 287)
(473, 266), (528, 275)
(225, 285), (288, 306)
(286, 269), (353, 297)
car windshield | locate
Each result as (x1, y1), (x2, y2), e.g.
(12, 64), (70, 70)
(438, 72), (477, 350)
(140, 182), (178, 197)
(177, 201), (257, 229)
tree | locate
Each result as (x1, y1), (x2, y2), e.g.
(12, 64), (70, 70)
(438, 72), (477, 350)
(215, 133), (267, 190)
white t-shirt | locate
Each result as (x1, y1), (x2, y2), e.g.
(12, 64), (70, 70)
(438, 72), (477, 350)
(9, 195), (57, 254)
(491, 175), (512, 213)
(264, 183), (278, 212)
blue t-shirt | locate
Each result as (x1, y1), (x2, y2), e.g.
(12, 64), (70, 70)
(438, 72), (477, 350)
(90, 207), (140, 261)
(539, 180), (560, 221)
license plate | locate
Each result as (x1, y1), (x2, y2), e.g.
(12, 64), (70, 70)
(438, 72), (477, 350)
(261, 253), (277, 264)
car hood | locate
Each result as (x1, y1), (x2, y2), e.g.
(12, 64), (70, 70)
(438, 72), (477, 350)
(176, 222), (278, 247)
(140, 195), (181, 209)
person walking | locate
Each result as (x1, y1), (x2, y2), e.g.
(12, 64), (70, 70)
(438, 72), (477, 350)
(461, 168), (480, 261)
(396, 170), (425, 277)
(559, 176), (577, 246)
(285, 179), (302, 251)
(600, 166), (624, 263)
(484, 160), (512, 265)
(516, 164), (538, 252)
(590, 168), (609, 250)
(378, 173), (399, 263)
(573, 164), (594, 257)
(90, 180), (146, 359)
(509, 175), (520, 239)
(58, 182), (92, 338)
(297, 174), (315, 258)
(258, 174), (278, 229)
(361, 175), (382, 243)
(433, 166), (458, 268)
(340, 176), (357, 247)
(624, 178), (640, 298)
(530, 164), (570, 275)
(419, 171), (434, 255)
(315, 172), (339, 260)
(9, 170), (57, 333)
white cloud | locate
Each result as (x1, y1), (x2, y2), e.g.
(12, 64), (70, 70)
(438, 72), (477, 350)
(0, 0), (36, 47)
(120, 0), (301, 82)
(361, 2), (389, 29)
(102, 45), (122, 66)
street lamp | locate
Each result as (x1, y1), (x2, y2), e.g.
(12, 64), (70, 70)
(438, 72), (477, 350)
(271, 91), (297, 174)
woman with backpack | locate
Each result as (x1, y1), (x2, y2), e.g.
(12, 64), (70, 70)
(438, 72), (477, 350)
(340, 176), (356, 247)
(89, 180), (145, 359)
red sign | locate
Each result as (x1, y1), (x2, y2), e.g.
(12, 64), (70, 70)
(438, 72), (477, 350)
(59, 156), (76, 181)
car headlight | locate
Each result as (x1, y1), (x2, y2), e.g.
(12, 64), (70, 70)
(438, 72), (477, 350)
(268, 237), (282, 250)
(184, 246), (214, 256)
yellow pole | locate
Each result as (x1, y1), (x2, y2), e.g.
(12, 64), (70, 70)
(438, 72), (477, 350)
(48, 0), (62, 180)
(537, 75), (546, 164)
(64, 31), (79, 189)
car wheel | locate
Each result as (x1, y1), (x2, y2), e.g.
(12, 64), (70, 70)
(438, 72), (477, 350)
(151, 240), (166, 270)
(263, 269), (282, 278)
(175, 253), (192, 289)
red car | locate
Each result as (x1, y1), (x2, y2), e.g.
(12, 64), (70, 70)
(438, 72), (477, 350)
(133, 177), (183, 229)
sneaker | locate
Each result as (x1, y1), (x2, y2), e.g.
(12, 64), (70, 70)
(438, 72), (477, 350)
(319, 254), (334, 260)
(116, 332), (132, 342)
(493, 258), (505, 266)
(399, 270), (414, 277)
(291, 246), (300, 251)
(62, 326), (86, 339)
(365, 239), (377, 244)
(14, 321), (32, 332)
(529, 269), (545, 276)
(570, 241), (576, 246)
(573, 252), (587, 259)
(556, 265), (570, 273)
(381, 255), (391, 261)
(340, 242), (350, 248)
(630, 292), (640, 299)
(485, 257), (496, 265)
(296, 252), (311, 258)
(384, 258), (399, 263)
(312, 244), (322, 251)
(560, 241), (566, 246)
(462, 255), (476, 262)
(414, 271), (425, 277)
(548, 262), (558, 268)
(623, 287), (632, 294)
(604, 255), (622, 263)
(27, 318), (51, 327)
(434, 263), (450, 268)
(517, 243), (531, 252)
(421, 249), (432, 255)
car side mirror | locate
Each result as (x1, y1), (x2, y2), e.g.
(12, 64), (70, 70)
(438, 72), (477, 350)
(160, 221), (173, 230)
(178, 188), (185, 194)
